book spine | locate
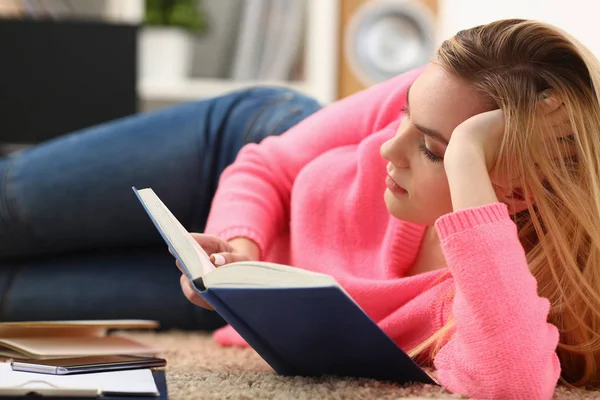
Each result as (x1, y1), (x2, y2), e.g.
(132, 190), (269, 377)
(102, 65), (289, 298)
(201, 289), (292, 375)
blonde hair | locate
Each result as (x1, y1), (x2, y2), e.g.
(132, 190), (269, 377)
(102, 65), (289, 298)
(409, 19), (600, 387)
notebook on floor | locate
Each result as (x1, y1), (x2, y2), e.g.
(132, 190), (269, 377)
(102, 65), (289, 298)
(0, 362), (167, 399)
(0, 320), (162, 360)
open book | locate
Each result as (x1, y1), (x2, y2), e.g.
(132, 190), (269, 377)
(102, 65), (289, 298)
(0, 320), (162, 359)
(133, 187), (436, 385)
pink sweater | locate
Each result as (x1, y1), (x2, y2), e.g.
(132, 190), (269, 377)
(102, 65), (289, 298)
(204, 67), (561, 399)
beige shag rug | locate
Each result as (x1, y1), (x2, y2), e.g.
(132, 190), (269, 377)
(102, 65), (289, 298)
(121, 331), (600, 400)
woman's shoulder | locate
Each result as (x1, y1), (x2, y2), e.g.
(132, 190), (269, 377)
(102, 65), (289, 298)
(320, 66), (425, 135)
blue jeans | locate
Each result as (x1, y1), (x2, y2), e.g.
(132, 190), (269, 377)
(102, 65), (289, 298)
(0, 87), (321, 330)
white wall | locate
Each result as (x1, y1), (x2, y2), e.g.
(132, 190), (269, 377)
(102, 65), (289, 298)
(439, 0), (600, 56)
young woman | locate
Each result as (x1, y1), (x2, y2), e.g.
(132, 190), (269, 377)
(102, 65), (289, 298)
(0, 18), (598, 398)
(178, 19), (600, 398)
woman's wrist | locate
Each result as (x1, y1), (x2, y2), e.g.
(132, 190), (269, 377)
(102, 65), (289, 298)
(444, 151), (499, 211)
(228, 237), (261, 261)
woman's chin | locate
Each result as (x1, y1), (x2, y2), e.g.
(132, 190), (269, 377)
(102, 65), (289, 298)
(384, 189), (408, 220)
(384, 189), (437, 225)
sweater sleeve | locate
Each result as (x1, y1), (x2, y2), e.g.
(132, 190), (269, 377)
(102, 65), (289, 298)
(433, 203), (561, 400)
(204, 67), (425, 255)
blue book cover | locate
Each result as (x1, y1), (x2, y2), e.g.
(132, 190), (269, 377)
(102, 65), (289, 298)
(133, 187), (437, 386)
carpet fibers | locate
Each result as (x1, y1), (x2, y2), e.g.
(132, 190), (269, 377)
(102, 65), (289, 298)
(123, 331), (600, 399)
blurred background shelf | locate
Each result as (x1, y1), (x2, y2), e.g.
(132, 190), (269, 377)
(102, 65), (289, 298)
(140, 79), (311, 101)
(136, 0), (339, 109)
(2, 0), (597, 148)
(0, 0), (340, 146)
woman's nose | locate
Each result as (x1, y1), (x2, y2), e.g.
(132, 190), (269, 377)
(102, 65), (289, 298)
(380, 130), (410, 168)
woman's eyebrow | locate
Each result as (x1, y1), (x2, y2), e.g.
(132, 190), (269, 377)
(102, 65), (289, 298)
(415, 124), (449, 145)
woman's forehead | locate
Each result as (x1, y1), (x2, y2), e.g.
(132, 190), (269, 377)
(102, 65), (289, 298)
(410, 64), (490, 140)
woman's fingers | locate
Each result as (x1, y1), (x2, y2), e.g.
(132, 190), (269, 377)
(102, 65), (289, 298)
(168, 247), (187, 273)
(539, 94), (567, 126)
(536, 95), (578, 158)
(540, 97), (570, 132)
(189, 233), (234, 254)
(180, 274), (214, 310)
(210, 252), (251, 267)
(175, 258), (185, 274)
(172, 234), (249, 309)
(540, 95), (562, 115)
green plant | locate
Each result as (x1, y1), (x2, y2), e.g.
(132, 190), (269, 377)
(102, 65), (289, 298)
(145, 0), (207, 33)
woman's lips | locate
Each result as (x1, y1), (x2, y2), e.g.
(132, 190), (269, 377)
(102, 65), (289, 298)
(386, 175), (407, 195)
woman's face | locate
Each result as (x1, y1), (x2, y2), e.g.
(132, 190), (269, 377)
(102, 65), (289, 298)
(380, 62), (490, 225)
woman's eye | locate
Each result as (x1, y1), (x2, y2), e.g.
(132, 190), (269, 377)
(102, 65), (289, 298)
(419, 143), (444, 163)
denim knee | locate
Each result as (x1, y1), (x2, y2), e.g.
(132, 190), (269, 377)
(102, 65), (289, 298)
(242, 86), (322, 113)
(235, 86), (323, 144)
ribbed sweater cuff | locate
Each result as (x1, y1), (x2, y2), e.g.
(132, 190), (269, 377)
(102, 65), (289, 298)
(435, 203), (510, 239)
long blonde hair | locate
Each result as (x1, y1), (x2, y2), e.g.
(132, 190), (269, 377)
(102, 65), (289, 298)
(409, 19), (600, 387)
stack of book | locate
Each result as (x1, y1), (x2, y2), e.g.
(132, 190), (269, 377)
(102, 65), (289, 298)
(0, 320), (167, 398)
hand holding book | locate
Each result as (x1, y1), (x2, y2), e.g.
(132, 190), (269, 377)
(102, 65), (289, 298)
(134, 187), (436, 385)
(170, 233), (256, 310)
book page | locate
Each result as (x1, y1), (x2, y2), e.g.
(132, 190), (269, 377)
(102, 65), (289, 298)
(0, 320), (158, 328)
(204, 262), (339, 288)
(0, 363), (158, 395)
(135, 188), (215, 280)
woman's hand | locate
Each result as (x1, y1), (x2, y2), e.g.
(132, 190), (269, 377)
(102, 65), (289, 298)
(443, 96), (567, 211)
(445, 108), (505, 174)
(174, 234), (257, 310)
(445, 96), (566, 180)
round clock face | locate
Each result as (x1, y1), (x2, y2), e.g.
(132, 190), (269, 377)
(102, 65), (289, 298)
(346, 1), (436, 85)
